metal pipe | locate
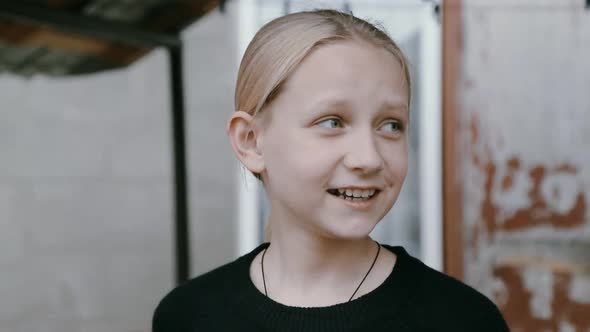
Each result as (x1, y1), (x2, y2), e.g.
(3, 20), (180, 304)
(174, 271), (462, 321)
(168, 45), (191, 284)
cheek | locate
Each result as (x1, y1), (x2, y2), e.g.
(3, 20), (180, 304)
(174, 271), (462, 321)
(382, 144), (409, 181)
(263, 132), (329, 182)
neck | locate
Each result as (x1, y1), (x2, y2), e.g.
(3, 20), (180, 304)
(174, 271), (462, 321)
(261, 215), (378, 305)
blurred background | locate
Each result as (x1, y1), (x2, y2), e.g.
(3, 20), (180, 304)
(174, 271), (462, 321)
(0, 0), (588, 331)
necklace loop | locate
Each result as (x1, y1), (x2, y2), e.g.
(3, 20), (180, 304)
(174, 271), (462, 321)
(260, 240), (381, 303)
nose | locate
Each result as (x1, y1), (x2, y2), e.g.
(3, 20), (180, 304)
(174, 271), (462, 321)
(342, 129), (384, 175)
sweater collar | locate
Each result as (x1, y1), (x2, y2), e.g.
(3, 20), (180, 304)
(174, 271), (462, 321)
(231, 242), (422, 330)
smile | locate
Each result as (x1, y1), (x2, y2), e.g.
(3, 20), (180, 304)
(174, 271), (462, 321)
(326, 188), (381, 210)
(326, 188), (380, 201)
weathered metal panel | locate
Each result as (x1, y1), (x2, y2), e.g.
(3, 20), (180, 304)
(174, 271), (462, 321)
(456, 0), (590, 330)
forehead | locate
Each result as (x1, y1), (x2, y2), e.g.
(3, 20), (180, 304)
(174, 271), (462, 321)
(277, 40), (409, 112)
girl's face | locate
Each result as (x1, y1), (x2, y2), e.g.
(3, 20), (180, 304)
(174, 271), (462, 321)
(257, 40), (409, 240)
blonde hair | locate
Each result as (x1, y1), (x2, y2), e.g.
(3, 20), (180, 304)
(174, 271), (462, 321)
(234, 9), (412, 241)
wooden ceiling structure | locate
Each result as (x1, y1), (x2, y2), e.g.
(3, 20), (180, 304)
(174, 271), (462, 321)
(0, 0), (225, 284)
(0, 0), (222, 75)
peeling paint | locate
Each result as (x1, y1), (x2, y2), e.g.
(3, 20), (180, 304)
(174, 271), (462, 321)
(501, 165), (585, 231)
(523, 267), (554, 319)
(469, 117), (587, 233)
(465, 115), (590, 330)
(569, 276), (590, 305)
(455, 2), (590, 331)
(541, 173), (580, 215)
(559, 320), (576, 332)
(493, 265), (590, 331)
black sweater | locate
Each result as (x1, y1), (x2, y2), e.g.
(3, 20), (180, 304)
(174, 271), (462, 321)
(153, 242), (510, 331)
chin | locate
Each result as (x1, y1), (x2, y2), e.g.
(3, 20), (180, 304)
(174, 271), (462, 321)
(319, 218), (378, 241)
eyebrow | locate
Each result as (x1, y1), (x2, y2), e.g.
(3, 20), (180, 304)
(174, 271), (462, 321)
(312, 97), (408, 113)
(379, 101), (409, 114)
(379, 93), (409, 109)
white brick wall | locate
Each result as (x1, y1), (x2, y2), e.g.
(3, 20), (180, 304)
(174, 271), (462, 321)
(0, 3), (239, 331)
(183, 7), (239, 276)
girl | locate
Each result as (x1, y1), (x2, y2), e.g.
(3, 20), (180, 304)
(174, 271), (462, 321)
(153, 9), (509, 331)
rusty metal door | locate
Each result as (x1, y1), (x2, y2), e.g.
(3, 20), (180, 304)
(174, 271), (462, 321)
(443, 1), (590, 330)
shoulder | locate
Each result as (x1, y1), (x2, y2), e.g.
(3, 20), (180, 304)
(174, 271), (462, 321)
(387, 246), (509, 331)
(152, 255), (250, 332)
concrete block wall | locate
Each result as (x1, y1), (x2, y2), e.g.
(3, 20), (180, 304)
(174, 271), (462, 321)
(0, 4), (238, 332)
(182, 7), (238, 277)
(0, 49), (174, 332)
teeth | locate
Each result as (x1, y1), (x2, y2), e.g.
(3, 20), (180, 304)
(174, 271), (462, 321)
(335, 188), (377, 198)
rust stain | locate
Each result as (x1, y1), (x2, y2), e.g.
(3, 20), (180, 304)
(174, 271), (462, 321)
(469, 117), (587, 233)
(494, 266), (555, 331)
(499, 255), (590, 274)
(500, 175), (513, 191)
(500, 175), (513, 192)
(554, 274), (590, 330)
(500, 157), (520, 191)
(503, 165), (586, 231)
(470, 116), (479, 145)
(482, 161), (498, 233)
(556, 164), (577, 174)
(507, 157), (520, 170)
(494, 265), (590, 331)
(472, 153), (481, 168)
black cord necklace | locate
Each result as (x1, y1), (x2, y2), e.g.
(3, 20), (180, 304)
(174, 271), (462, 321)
(260, 240), (381, 302)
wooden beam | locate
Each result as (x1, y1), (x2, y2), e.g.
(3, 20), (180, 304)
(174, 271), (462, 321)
(442, 0), (464, 279)
(0, 20), (146, 66)
(45, 0), (89, 9)
(141, 0), (220, 34)
(19, 27), (108, 54)
(0, 2), (181, 48)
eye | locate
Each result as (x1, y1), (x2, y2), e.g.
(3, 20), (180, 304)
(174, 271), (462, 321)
(317, 118), (343, 129)
(380, 121), (403, 133)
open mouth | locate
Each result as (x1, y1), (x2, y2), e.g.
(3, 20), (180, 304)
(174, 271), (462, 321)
(326, 188), (380, 201)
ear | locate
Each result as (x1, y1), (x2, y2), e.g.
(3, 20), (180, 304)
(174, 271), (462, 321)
(227, 111), (265, 174)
